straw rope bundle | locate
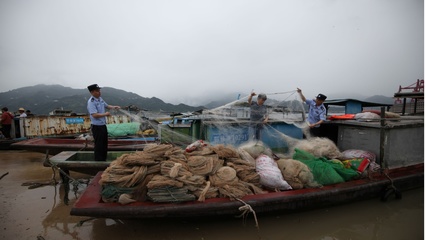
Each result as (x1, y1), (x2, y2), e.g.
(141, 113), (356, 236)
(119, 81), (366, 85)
(186, 155), (224, 176)
(100, 165), (156, 188)
(146, 174), (197, 202)
(184, 146), (215, 156)
(209, 166), (265, 199)
(209, 166), (239, 186)
(276, 159), (321, 189)
(161, 160), (192, 178)
(237, 148), (256, 166)
(147, 187), (196, 203)
(164, 146), (187, 159)
(147, 175), (184, 189)
(99, 143), (272, 204)
(226, 160), (261, 186)
(116, 152), (158, 166)
(209, 144), (240, 159)
(143, 143), (175, 159)
(159, 159), (214, 202)
(191, 181), (219, 201)
(100, 155), (161, 188)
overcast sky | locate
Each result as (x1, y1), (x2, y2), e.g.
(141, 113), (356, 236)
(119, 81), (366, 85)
(0, 0), (423, 105)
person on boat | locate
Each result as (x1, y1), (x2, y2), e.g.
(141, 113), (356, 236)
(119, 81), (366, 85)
(18, 108), (27, 118)
(297, 88), (327, 137)
(25, 110), (34, 117)
(248, 92), (269, 140)
(1, 107), (14, 139)
(87, 84), (121, 161)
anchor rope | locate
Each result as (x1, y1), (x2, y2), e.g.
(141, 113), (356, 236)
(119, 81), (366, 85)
(44, 154), (87, 193)
(235, 198), (259, 230)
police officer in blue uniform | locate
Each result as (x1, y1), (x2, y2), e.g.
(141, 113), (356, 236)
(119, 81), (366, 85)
(297, 88), (327, 137)
(87, 84), (121, 161)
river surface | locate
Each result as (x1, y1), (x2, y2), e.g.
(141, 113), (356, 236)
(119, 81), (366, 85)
(0, 150), (423, 240)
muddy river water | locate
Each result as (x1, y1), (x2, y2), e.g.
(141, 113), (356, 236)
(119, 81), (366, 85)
(0, 150), (423, 240)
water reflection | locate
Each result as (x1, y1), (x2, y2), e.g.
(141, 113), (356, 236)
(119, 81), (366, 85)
(55, 188), (421, 240)
(1, 151), (423, 240)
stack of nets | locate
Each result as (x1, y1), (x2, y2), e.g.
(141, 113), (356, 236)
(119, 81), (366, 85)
(99, 142), (264, 204)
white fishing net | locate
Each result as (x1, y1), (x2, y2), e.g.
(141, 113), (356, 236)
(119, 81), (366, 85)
(113, 89), (309, 155)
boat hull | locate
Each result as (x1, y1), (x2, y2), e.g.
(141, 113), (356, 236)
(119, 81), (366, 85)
(71, 163), (423, 219)
(11, 137), (156, 155)
(48, 151), (132, 175)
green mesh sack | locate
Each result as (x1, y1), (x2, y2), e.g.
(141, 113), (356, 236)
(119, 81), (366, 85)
(292, 148), (345, 185)
(331, 162), (359, 181)
(107, 122), (141, 137)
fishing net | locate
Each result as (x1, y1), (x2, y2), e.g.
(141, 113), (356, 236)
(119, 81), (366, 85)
(107, 122), (142, 137)
(276, 158), (321, 189)
(112, 90), (310, 156)
(292, 148), (359, 185)
(98, 89), (365, 204)
(147, 187), (196, 203)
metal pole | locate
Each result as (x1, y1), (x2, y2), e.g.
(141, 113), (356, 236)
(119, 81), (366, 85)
(379, 107), (386, 169)
(402, 98), (406, 115)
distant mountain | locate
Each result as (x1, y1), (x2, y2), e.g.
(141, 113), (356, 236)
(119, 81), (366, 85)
(364, 95), (395, 105)
(0, 84), (205, 115)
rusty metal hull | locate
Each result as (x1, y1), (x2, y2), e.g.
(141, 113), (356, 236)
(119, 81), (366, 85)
(71, 164), (423, 219)
(20, 115), (132, 138)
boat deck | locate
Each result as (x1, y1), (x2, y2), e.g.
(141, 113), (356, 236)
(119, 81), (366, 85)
(324, 115), (424, 128)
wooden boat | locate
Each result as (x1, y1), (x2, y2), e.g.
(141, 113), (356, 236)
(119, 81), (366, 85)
(11, 137), (157, 155)
(71, 163), (423, 219)
(0, 138), (24, 150)
(70, 105), (423, 218)
(48, 151), (131, 175)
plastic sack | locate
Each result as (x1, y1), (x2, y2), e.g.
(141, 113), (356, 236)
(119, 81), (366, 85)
(341, 149), (376, 162)
(255, 155), (292, 190)
(185, 140), (207, 153)
(342, 158), (370, 173)
(354, 112), (380, 120)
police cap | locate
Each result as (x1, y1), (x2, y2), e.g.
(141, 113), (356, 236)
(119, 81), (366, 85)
(87, 84), (101, 92)
(316, 93), (327, 101)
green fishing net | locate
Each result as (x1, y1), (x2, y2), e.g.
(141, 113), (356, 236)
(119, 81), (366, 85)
(292, 148), (358, 185)
(107, 122), (141, 137)
(101, 184), (134, 202)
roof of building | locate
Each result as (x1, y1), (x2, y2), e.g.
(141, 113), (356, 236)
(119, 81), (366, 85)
(323, 99), (393, 107)
(394, 92), (424, 99)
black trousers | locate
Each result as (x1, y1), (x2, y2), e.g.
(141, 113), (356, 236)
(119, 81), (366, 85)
(249, 123), (264, 140)
(91, 125), (108, 161)
(0, 124), (11, 138)
(309, 127), (321, 137)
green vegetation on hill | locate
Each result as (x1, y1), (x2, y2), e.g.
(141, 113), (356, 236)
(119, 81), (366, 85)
(0, 84), (204, 115)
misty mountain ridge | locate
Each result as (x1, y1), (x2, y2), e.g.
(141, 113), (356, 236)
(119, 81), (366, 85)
(0, 84), (395, 115)
(0, 84), (205, 115)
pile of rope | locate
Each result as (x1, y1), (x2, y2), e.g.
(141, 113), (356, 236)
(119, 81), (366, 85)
(100, 143), (265, 204)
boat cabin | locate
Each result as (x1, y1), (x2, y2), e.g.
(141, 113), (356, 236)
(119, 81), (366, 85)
(323, 99), (393, 114)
